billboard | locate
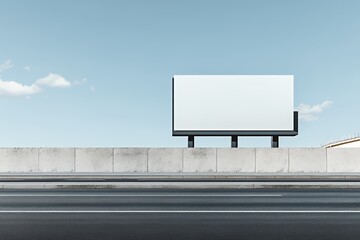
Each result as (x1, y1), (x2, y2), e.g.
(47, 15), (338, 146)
(172, 75), (297, 136)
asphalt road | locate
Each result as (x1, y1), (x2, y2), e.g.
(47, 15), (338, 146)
(1, 188), (360, 240)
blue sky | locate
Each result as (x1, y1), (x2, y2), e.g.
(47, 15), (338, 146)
(1, 0), (360, 147)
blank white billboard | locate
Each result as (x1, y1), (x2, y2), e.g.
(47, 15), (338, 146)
(173, 75), (294, 133)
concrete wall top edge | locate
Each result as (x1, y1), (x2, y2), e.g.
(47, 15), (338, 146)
(0, 147), (40, 149)
(0, 147), (330, 150)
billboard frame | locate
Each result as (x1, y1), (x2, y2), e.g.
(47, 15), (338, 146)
(172, 77), (298, 147)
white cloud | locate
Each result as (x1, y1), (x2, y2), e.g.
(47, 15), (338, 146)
(90, 85), (95, 92)
(35, 73), (71, 87)
(296, 100), (333, 122)
(0, 79), (40, 96)
(0, 58), (76, 97)
(0, 73), (71, 97)
(24, 66), (31, 71)
(0, 59), (14, 72)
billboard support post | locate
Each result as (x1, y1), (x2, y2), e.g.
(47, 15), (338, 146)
(271, 136), (279, 148)
(188, 136), (194, 148)
(231, 136), (238, 148)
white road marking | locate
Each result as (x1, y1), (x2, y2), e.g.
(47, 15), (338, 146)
(0, 194), (282, 197)
(0, 210), (359, 213)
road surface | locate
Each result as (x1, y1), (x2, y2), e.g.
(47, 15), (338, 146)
(0, 188), (360, 239)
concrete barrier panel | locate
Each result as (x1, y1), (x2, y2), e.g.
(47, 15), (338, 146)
(289, 148), (326, 173)
(148, 148), (182, 172)
(256, 148), (289, 173)
(183, 148), (216, 172)
(39, 148), (75, 172)
(114, 148), (148, 172)
(75, 148), (113, 172)
(327, 148), (360, 172)
(217, 148), (256, 173)
(0, 148), (38, 172)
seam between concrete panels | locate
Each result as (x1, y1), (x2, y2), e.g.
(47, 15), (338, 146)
(326, 148), (328, 173)
(74, 148), (77, 172)
(179, 148), (181, 172)
(181, 148), (184, 172)
(255, 148), (257, 172)
(146, 148), (149, 173)
(37, 148), (40, 172)
(287, 148), (290, 173)
(215, 148), (218, 173)
(112, 148), (115, 173)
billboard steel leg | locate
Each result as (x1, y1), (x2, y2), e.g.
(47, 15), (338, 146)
(188, 136), (194, 148)
(271, 136), (279, 148)
(231, 136), (238, 148)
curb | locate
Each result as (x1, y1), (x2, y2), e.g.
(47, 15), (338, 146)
(1, 174), (360, 182)
(2, 182), (360, 190)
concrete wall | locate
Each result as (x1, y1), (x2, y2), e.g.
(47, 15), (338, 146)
(148, 148), (182, 172)
(289, 148), (326, 173)
(0, 147), (359, 173)
(39, 148), (75, 172)
(217, 148), (255, 173)
(183, 148), (216, 172)
(327, 148), (360, 172)
(256, 149), (289, 173)
(0, 148), (38, 172)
